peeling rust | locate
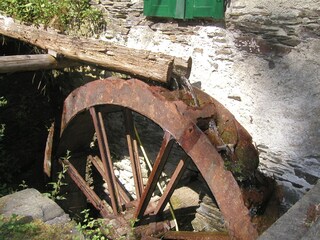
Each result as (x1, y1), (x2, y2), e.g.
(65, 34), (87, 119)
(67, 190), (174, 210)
(178, 123), (202, 153)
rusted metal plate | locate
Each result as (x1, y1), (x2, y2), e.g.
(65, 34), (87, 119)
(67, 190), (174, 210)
(57, 78), (258, 239)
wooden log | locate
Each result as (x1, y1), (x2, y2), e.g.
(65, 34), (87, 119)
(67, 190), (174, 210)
(172, 56), (192, 79)
(0, 54), (80, 73)
(0, 15), (191, 82)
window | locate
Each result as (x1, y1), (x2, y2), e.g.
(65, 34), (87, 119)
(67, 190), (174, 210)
(144, 0), (224, 19)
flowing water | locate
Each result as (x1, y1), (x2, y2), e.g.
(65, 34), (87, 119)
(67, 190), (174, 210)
(179, 76), (200, 107)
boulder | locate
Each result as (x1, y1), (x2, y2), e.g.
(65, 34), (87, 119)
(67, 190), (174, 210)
(0, 188), (69, 224)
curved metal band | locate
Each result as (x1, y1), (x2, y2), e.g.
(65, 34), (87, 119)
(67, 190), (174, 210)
(58, 78), (258, 240)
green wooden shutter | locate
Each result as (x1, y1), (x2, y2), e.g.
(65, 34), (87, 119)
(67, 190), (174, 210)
(144, 0), (224, 19)
(185, 0), (224, 19)
(144, 0), (181, 18)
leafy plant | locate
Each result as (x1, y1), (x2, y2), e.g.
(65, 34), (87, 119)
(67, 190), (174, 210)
(0, 97), (7, 107)
(76, 209), (109, 240)
(43, 151), (70, 201)
(85, 156), (94, 188)
(18, 180), (28, 190)
(0, 181), (28, 201)
(0, 214), (40, 240)
(0, 183), (14, 198)
(0, 0), (106, 37)
(224, 158), (246, 182)
(0, 97), (7, 142)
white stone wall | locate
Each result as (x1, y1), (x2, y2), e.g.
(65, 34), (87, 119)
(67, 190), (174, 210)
(94, 0), (320, 206)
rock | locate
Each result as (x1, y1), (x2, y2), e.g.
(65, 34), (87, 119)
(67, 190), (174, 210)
(258, 180), (320, 240)
(0, 188), (70, 224)
(191, 195), (226, 232)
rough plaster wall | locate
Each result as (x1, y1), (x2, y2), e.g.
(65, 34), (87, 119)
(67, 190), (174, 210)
(96, 0), (320, 206)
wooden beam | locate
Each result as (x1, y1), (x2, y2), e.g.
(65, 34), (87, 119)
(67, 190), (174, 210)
(0, 15), (191, 82)
(0, 54), (80, 73)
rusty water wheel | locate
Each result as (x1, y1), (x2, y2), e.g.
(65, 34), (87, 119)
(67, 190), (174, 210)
(53, 78), (258, 240)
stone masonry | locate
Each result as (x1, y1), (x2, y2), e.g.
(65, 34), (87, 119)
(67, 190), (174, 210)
(90, 0), (320, 207)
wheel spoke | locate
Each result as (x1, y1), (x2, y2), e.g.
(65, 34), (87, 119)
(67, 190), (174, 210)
(124, 108), (144, 199)
(154, 158), (189, 215)
(90, 107), (120, 214)
(88, 155), (133, 205)
(135, 131), (174, 221)
(60, 159), (112, 218)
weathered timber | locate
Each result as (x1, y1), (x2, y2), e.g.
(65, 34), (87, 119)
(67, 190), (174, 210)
(0, 54), (80, 73)
(0, 15), (191, 82)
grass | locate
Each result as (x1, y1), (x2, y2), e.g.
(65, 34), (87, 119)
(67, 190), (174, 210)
(0, 214), (77, 240)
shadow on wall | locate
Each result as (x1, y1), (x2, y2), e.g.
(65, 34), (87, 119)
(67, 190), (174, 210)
(243, 39), (320, 207)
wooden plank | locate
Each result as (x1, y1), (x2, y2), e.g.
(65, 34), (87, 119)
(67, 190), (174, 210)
(0, 54), (80, 73)
(0, 15), (191, 82)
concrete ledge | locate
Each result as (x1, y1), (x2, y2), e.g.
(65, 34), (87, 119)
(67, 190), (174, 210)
(258, 180), (320, 240)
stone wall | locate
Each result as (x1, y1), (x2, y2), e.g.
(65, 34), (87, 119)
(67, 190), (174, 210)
(92, 0), (320, 206)
(226, 0), (320, 47)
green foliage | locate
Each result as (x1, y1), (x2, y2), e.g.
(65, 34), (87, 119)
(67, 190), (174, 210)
(18, 180), (28, 190)
(77, 209), (109, 240)
(129, 218), (138, 229)
(0, 214), (40, 240)
(0, 97), (7, 141)
(0, 0), (106, 36)
(0, 214), (77, 240)
(0, 183), (14, 198)
(224, 159), (246, 182)
(43, 152), (69, 201)
(0, 97), (7, 107)
(0, 181), (29, 198)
